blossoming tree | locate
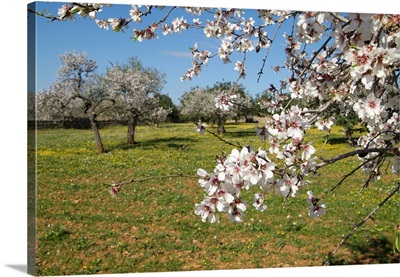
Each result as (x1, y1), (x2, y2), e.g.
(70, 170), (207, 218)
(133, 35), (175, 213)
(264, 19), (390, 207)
(103, 56), (167, 144)
(29, 2), (400, 262)
(42, 51), (115, 153)
(180, 82), (252, 134)
(38, 51), (169, 151)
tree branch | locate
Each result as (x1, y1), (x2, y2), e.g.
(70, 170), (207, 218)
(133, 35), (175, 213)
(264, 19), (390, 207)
(316, 148), (396, 170)
(110, 173), (199, 196)
(257, 20), (284, 83)
(324, 182), (400, 265)
(27, 8), (61, 21)
(205, 129), (242, 148)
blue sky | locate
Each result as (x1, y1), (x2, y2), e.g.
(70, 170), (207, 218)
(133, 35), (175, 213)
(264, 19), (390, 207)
(31, 1), (301, 104)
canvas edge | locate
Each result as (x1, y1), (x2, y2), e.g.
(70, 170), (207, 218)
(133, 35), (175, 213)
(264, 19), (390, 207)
(27, 2), (38, 276)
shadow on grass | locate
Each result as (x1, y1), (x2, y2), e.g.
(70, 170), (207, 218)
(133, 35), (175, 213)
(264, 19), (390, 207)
(326, 137), (360, 146)
(327, 236), (399, 265)
(223, 130), (257, 138)
(108, 137), (197, 152)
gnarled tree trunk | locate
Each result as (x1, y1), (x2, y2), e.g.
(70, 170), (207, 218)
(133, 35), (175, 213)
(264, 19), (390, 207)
(88, 112), (105, 153)
(216, 115), (226, 135)
(127, 113), (139, 145)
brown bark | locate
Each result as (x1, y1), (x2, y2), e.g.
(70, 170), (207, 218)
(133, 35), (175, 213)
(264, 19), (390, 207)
(217, 116), (225, 135)
(127, 114), (139, 145)
(89, 112), (105, 153)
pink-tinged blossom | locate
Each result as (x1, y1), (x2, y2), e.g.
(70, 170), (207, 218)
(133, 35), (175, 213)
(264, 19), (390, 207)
(194, 201), (218, 223)
(218, 39), (233, 63)
(228, 199), (247, 223)
(58, 4), (74, 20)
(224, 162), (243, 185)
(276, 174), (299, 198)
(306, 191), (319, 205)
(242, 164), (260, 186)
(172, 17), (188, 32)
(109, 183), (122, 197)
(364, 93), (382, 119)
(256, 149), (275, 180)
(346, 13), (372, 34)
(129, 5), (142, 22)
(353, 93), (385, 125)
(197, 168), (209, 179)
(315, 117), (335, 131)
(253, 193), (267, 212)
(306, 191), (326, 218)
(287, 115), (306, 139)
(215, 92), (237, 111)
(301, 158), (318, 175)
(95, 19), (109, 30)
(234, 61), (246, 78)
(193, 18), (202, 25)
(206, 196), (228, 213)
(108, 18), (121, 31)
(203, 20), (220, 38)
(217, 190), (235, 206)
(193, 49), (211, 64)
(330, 25), (348, 51)
(161, 24), (173, 35)
(308, 203), (326, 218)
(197, 169), (220, 196)
(301, 141), (316, 161)
(236, 38), (254, 52)
(296, 12), (326, 44)
(268, 137), (280, 154)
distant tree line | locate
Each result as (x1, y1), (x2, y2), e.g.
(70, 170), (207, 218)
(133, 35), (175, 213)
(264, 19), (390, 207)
(34, 51), (273, 153)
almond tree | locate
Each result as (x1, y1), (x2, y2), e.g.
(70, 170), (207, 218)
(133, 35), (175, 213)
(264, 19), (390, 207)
(103, 57), (166, 144)
(36, 86), (85, 122)
(181, 83), (251, 134)
(49, 51), (115, 153)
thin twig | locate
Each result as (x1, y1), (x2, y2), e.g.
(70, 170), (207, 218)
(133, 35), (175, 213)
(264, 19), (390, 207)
(257, 21), (284, 83)
(115, 173), (198, 187)
(320, 157), (378, 200)
(206, 129), (242, 148)
(28, 8), (61, 21)
(324, 182), (400, 265)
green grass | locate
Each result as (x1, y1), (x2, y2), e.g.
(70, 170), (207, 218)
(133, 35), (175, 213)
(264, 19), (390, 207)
(34, 123), (399, 275)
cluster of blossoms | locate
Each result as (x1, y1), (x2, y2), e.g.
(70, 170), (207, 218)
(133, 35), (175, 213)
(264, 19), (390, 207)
(194, 93), (326, 223)
(195, 146), (276, 223)
(214, 91), (238, 111)
(306, 191), (326, 218)
(343, 43), (400, 90)
(258, 93), (288, 114)
(194, 138), (321, 223)
(296, 12), (327, 44)
(315, 117), (335, 131)
(58, 3), (106, 20)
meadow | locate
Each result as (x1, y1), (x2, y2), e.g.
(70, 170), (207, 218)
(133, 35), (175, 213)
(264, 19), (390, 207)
(34, 122), (399, 275)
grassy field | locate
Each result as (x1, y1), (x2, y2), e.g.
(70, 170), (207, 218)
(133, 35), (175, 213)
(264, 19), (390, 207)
(34, 122), (399, 275)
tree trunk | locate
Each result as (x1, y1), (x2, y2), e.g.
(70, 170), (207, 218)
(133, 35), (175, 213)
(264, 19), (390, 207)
(217, 116), (225, 135)
(89, 113), (105, 154)
(127, 114), (139, 144)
